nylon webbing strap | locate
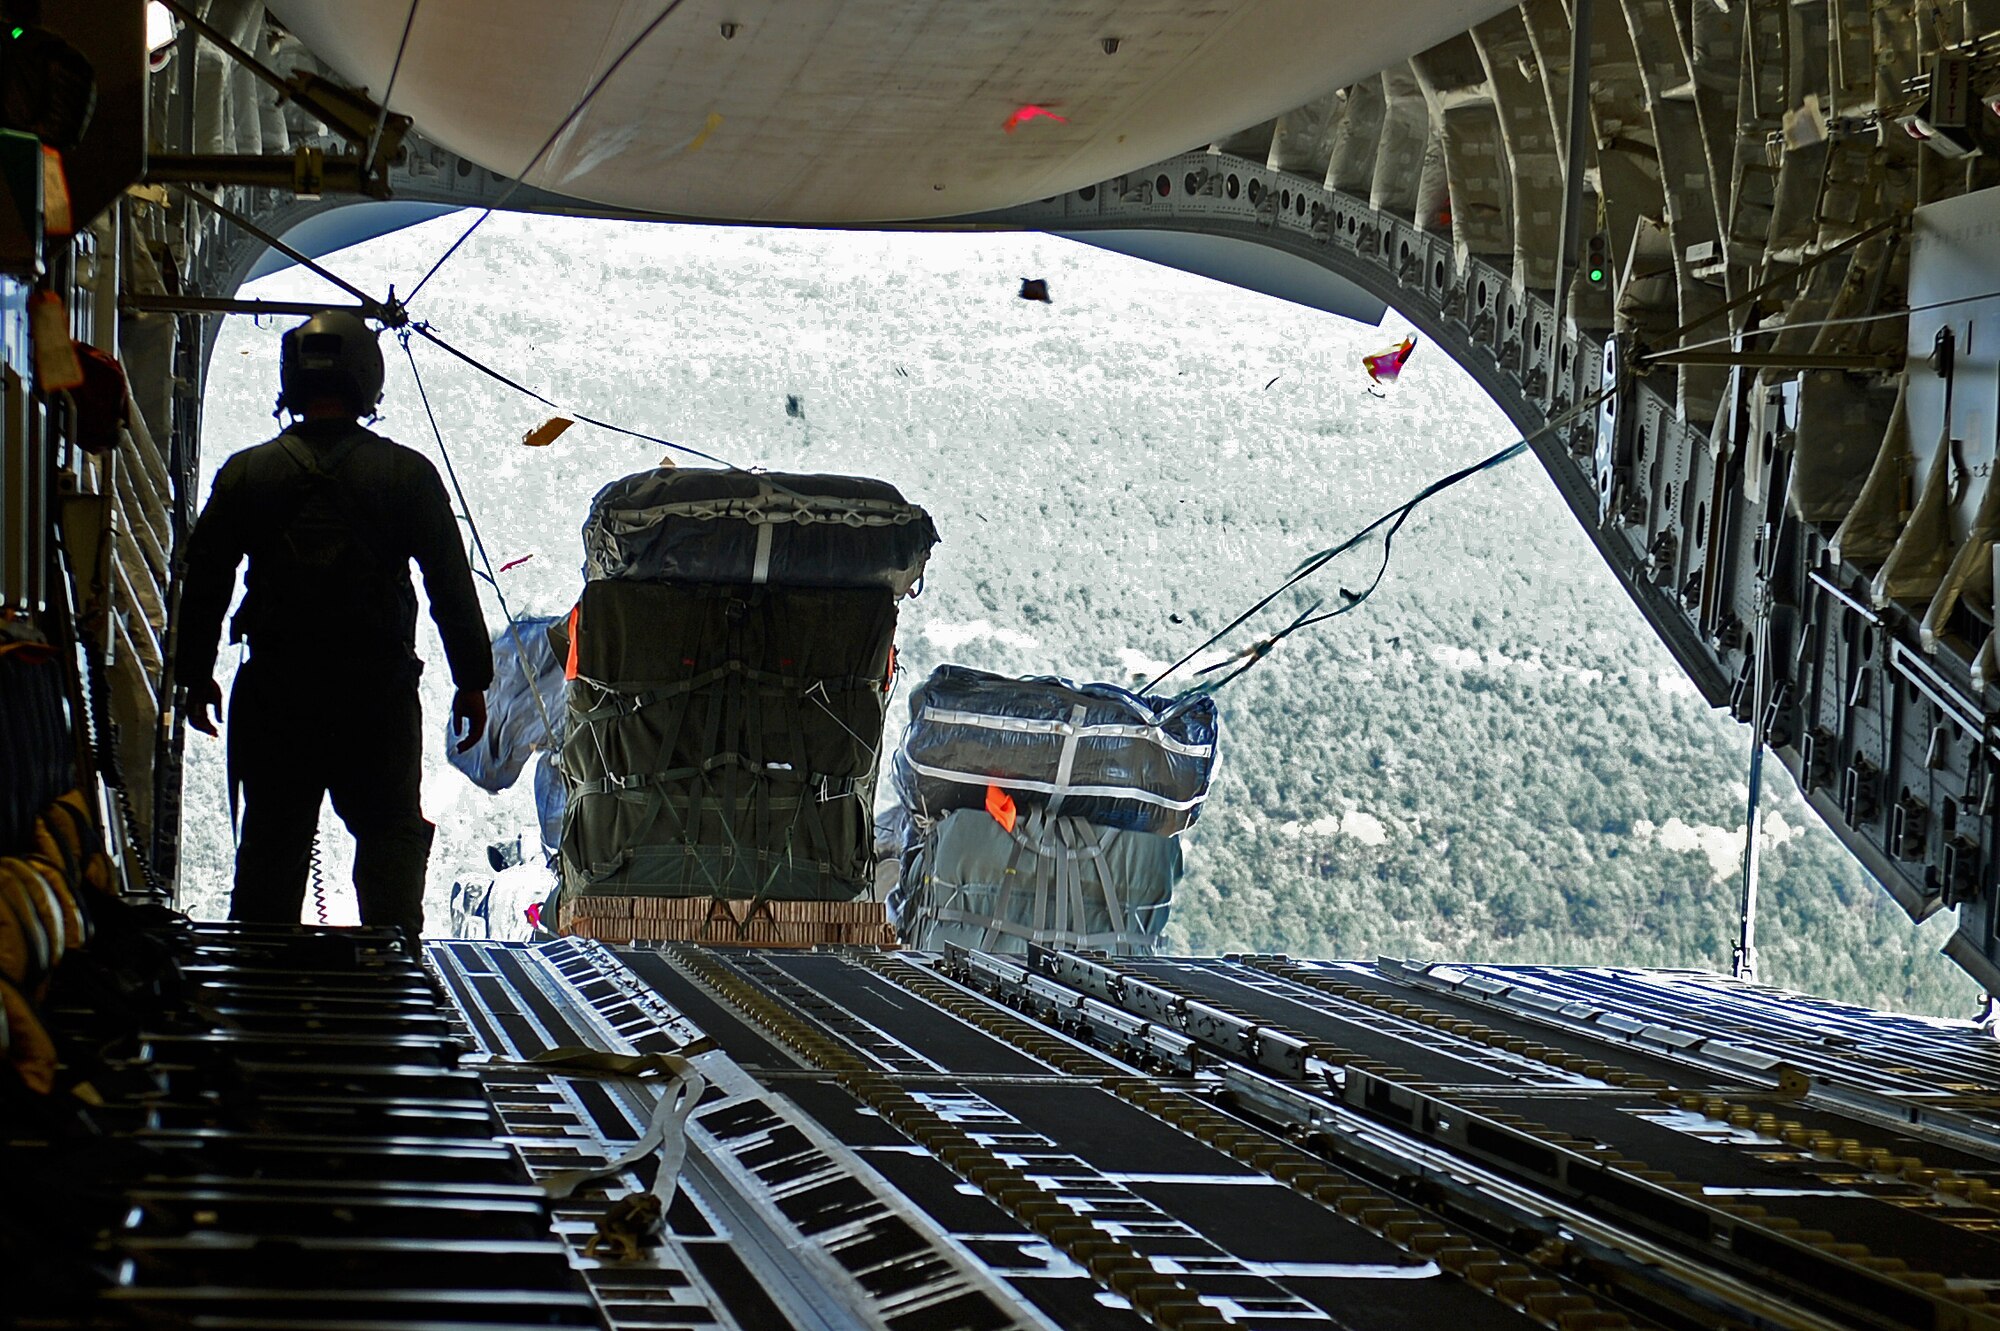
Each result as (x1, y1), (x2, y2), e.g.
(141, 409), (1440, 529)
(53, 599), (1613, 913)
(1094, 823), (1128, 938)
(898, 758), (1206, 812)
(924, 812), (1161, 952)
(928, 904), (1153, 951)
(751, 481), (775, 583)
(612, 490), (920, 526)
(1046, 705), (1088, 818)
(572, 664), (879, 723)
(572, 767), (704, 797)
(469, 1046), (713, 1210)
(917, 704), (1214, 758)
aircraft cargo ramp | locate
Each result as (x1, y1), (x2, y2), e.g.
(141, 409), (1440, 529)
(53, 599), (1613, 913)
(23, 927), (2000, 1331)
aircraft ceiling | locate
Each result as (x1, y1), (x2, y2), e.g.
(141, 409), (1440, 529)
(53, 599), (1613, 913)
(268, 0), (1515, 223)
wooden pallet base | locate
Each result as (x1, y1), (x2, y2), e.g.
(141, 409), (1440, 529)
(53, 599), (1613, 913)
(559, 894), (898, 948)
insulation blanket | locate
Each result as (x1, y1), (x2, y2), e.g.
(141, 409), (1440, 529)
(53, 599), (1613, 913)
(561, 579), (896, 902)
(581, 468), (939, 595)
(891, 807), (1178, 954)
(892, 665), (1219, 835)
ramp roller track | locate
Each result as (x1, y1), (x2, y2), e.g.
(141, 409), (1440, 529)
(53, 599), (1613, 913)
(10, 923), (596, 1328)
(506, 940), (2000, 1331)
(943, 947), (2000, 1331)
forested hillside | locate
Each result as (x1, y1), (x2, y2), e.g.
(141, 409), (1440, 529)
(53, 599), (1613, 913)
(184, 214), (1980, 1016)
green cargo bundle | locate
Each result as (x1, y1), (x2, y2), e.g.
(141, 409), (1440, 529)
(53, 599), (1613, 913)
(559, 579), (896, 903)
(896, 806), (1179, 953)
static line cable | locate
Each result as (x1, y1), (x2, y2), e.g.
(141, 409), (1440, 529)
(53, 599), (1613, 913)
(404, 0), (693, 305)
(1658, 214), (1902, 347)
(1639, 284), (2000, 364)
(177, 192), (739, 471)
(400, 333), (557, 738)
(363, 0), (423, 179)
(1165, 439), (1530, 708)
(1145, 385), (1616, 698)
(180, 185), (735, 469)
(174, 186), (395, 316)
(407, 322), (744, 469)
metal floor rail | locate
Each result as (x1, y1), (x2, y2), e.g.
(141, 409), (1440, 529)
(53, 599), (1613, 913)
(18, 933), (2000, 1330)
(6, 921), (596, 1329)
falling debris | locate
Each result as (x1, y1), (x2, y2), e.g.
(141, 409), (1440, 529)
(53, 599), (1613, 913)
(1003, 104), (1067, 133)
(894, 364), (910, 378)
(1264, 374), (1281, 390)
(1170, 613), (1185, 625)
(499, 554), (535, 573)
(522, 417), (573, 448)
(1018, 278), (1051, 304)
(1363, 335), (1417, 389)
(785, 394), (803, 418)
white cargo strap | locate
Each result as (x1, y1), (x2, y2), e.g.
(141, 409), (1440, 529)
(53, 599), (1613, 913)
(750, 480), (775, 584)
(928, 902), (1156, 953)
(1045, 705), (1088, 817)
(477, 1047), (710, 1211)
(610, 490), (922, 528)
(917, 705), (1215, 759)
(924, 811), (1158, 953)
(897, 759), (1207, 813)
(1089, 822), (1128, 939)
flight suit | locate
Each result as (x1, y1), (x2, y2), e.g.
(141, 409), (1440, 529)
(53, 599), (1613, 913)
(176, 420), (493, 940)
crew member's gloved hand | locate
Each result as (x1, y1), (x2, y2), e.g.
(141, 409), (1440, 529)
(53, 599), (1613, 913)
(452, 688), (488, 754)
(184, 679), (224, 736)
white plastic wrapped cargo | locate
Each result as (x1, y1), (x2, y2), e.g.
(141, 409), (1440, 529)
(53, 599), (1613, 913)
(447, 615), (566, 794)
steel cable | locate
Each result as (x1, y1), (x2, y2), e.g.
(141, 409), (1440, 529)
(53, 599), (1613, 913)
(361, 0), (422, 178)
(1145, 385), (1619, 704)
(1640, 284), (2000, 363)
(400, 333), (558, 740)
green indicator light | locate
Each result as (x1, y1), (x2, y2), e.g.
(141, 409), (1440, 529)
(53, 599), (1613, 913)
(1588, 266), (1605, 282)
(8, 28), (20, 38)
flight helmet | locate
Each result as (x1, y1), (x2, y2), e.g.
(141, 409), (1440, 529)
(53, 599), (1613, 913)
(278, 310), (384, 417)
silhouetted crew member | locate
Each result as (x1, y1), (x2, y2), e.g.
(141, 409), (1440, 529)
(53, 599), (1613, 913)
(175, 311), (492, 941)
